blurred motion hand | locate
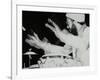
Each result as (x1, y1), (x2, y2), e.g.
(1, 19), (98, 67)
(25, 32), (44, 49)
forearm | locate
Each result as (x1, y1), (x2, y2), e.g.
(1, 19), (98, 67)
(35, 42), (49, 50)
(57, 31), (85, 49)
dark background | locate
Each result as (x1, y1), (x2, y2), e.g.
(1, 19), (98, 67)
(22, 11), (89, 68)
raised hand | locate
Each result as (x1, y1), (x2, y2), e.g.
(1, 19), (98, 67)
(45, 18), (65, 41)
(48, 19), (61, 32)
(45, 18), (70, 43)
(45, 19), (61, 34)
(25, 32), (43, 49)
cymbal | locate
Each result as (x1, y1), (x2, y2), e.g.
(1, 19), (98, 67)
(24, 51), (38, 55)
(42, 53), (71, 58)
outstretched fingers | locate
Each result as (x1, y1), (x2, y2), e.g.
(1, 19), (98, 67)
(45, 23), (55, 33)
(34, 32), (40, 41)
(48, 19), (60, 32)
(25, 39), (35, 45)
(27, 34), (38, 43)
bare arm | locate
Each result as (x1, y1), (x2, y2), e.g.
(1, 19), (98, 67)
(25, 32), (66, 53)
(45, 19), (86, 50)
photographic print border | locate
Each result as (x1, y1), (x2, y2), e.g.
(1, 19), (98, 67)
(11, 1), (97, 80)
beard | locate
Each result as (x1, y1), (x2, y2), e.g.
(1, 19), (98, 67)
(70, 23), (78, 36)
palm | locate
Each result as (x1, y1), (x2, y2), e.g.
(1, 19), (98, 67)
(25, 33), (42, 47)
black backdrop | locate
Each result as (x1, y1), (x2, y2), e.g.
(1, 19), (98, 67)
(22, 11), (89, 68)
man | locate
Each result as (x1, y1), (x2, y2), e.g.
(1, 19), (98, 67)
(45, 13), (89, 66)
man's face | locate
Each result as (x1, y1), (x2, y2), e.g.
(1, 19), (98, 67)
(66, 18), (73, 29)
(65, 17), (80, 36)
(66, 13), (85, 30)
